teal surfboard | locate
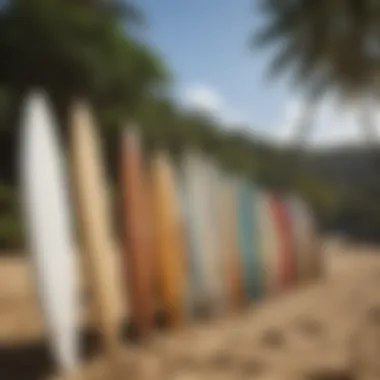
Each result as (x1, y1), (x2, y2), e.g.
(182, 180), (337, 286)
(236, 180), (260, 300)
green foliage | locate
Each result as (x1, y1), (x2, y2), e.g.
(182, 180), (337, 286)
(0, 0), (168, 135)
(252, 0), (380, 99)
(0, 185), (23, 248)
(252, 0), (380, 147)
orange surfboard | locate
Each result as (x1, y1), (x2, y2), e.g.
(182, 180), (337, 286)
(149, 152), (185, 328)
(120, 129), (154, 337)
(269, 195), (295, 289)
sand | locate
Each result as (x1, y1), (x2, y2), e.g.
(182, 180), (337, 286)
(1, 239), (380, 379)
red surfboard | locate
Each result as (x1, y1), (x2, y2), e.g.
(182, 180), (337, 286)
(268, 195), (295, 289)
(120, 129), (155, 337)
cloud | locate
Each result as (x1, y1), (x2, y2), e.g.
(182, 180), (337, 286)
(180, 84), (380, 147)
(277, 94), (379, 148)
(180, 84), (248, 129)
(275, 97), (305, 143)
(182, 84), (223, 115)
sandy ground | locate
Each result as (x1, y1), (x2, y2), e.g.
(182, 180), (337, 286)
(1, 239), (380, 379)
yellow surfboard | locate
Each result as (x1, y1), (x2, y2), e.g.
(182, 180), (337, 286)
(69, 102), (125, 360)
(149, 152), (185, 328)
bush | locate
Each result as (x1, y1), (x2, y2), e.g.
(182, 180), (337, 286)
(0, 184), (23, 250)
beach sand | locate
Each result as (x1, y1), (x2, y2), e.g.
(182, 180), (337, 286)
(1, 239), (380, 379)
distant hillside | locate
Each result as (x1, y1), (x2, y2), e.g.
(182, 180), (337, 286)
(296, 146), (380, 241)
(302, 146), (380, 193)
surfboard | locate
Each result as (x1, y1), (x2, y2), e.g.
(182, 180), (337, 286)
(285, 196), (300, 284)
(19, 91), (78, 374)
(282, 196), (297, 285)
(236, 180), (258, 300)
(211, 168), (229, 311)
(149, 152), (185, 328)
(250, 184), (262, 299)
(195, 154), (225, 314)
(268, 195), (295, 289)
(288, 196), (321, 283)
(120, 129), (154, 337)
(172, 163), (197, 319)
(257, 191), (280, 296)
(202, 160), (226, 312)
(219, 175), (244, 310)
(181, 151), (208, 316)
(168, 161), (193, 319)
(69, 101), (125, 360)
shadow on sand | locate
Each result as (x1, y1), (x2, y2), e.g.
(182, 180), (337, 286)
(0, 329), (100, 380)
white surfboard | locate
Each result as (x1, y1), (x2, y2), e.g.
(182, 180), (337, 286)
(181, 151), (214, 315)
(182, 152), (223, 315)
(19, 91), (78, 373)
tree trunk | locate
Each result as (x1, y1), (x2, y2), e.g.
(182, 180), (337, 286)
(47, 87), (72, 145)
(360, 95), (378, 146)
(288, 93), (317, 189)
(292, 95), (317, 150)
(0, 85), (28, 186)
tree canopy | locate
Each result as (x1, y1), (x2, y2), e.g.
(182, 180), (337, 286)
(253, 0), (380, 100)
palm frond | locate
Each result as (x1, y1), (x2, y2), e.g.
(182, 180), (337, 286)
(265, 41), (301, 80)
(252, 0), (380, 102)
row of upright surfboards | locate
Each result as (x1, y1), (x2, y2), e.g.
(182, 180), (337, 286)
(19, 92), (321, 377)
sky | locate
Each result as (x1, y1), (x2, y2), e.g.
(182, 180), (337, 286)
(137, 0), (379, 147)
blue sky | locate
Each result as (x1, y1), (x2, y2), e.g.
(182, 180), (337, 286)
(137, 0), (376, 147)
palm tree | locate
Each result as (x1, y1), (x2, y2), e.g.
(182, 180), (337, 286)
(252, 0), (380, 145)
